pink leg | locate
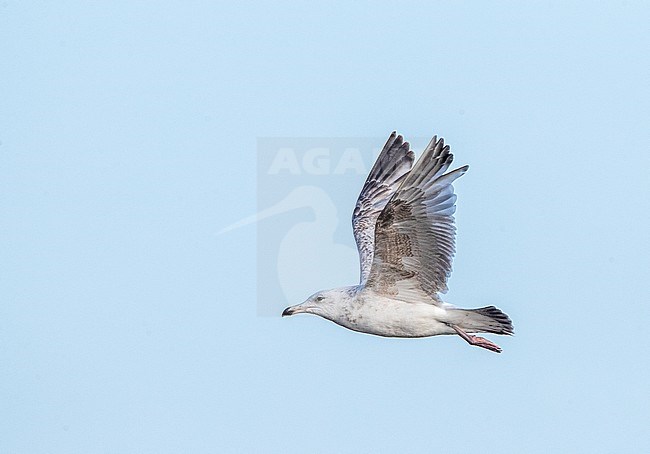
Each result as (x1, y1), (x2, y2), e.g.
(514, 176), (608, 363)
(452, 325), (502, 353)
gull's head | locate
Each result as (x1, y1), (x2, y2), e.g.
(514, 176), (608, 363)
(281, 288), (351, 318)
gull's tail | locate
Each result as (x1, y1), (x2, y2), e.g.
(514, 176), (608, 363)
(453, 306), (514, 335)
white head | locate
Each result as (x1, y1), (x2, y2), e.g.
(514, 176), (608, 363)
(282, 286), (356, 321)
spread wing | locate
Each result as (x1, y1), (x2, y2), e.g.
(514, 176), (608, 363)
(365, 135), (468, 304)
(353, 132), (414, 284)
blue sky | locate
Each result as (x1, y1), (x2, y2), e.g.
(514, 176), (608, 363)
(1, 1), (649, 453)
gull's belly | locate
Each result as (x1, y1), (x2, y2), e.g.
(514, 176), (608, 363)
(336, 297), (456, 338)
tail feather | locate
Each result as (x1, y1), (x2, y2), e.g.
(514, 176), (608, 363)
(455, 306), (514, 335)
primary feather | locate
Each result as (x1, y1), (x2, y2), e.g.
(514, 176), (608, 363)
(352, 131), (414, 284)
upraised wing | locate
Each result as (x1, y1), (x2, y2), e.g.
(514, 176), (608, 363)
(353, 132), (414, 284)
(365, 135), (468, 303)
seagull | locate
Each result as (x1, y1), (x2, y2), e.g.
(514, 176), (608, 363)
(282, 132), (513, 353)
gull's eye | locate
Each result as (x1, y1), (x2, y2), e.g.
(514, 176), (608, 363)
(316, 296), (324, 302)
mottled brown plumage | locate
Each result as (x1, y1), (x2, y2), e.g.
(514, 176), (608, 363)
(283, 132), (513, 353)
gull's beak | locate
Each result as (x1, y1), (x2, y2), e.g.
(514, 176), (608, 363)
(282, 304), (308, 317)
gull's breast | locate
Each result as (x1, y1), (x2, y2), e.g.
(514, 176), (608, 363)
(335, 296), (456, 338)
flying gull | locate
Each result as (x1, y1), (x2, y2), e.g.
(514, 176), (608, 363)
(282, 132), (513, 353)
